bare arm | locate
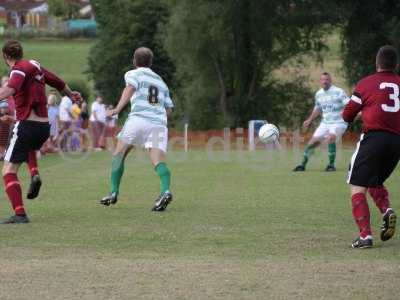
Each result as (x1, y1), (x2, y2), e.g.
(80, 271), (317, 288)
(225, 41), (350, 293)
(166, 107), (173, 117)
(303, 108), (321, 130)
(42, 68), (81, 103)
(0, 86), (15, 100)
(61, 85), (73, 97)
(108, 85), (135, 116)
(60, 85), (81, 103)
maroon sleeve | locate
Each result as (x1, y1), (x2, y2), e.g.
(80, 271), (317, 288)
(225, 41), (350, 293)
(7, 69), (26, 92)
(43, 68), (66, 91)
(342, 82), (363, 123)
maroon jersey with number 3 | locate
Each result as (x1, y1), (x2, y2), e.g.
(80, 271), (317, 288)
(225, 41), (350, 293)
(342, 71), (400, 135)
(7, 59), (66, 121)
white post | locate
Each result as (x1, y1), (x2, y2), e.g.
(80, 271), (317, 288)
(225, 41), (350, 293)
(249, 121), (255, 151)
(248, 120), (267, 151)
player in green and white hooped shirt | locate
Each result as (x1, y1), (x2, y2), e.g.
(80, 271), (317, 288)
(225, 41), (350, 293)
(294, 72), (349, 172)
(100, 47), (174, 211)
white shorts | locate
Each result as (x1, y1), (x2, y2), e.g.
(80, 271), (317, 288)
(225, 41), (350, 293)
(118, 116), (168, 153)
(312, 123), (348, 140)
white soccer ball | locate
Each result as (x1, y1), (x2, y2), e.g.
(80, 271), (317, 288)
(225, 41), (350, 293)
(258, 123), (279, 143)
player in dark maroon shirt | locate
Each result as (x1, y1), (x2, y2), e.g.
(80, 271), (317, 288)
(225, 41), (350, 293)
(342, 45), (400, 248)
(0, 40), (81, 224)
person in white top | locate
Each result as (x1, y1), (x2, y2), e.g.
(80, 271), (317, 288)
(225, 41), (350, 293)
(59, 95), (73, 122)
(90, 96), (106, 150)
(58, 95), (73, 151)
(293, 72), (349, 172)
(100, 47), (174, 212)
(44, 93), (60, 152)
(105, 104), (118, 149)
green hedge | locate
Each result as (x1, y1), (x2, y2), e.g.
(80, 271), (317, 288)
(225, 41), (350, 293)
(4, 27), (96, 39)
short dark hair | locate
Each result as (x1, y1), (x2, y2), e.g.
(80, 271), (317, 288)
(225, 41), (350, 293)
(2, 40), (23, 60)
(376, 45), (398, 71)
(133, 47), (153, 68)
(321, 72), (331, 77)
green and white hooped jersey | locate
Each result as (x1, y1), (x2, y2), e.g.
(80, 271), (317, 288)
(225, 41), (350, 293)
(125, 67), (174, 126)
(314, 85), (349, 125)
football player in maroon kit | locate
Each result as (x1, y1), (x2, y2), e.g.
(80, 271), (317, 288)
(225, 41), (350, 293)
(0, 40), (81, 224)
(343, 45), (400, 248)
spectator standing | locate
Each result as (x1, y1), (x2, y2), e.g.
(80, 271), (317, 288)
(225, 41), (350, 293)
(45, 93), (59, 152)
(105, 104), (118, 150)
(59, 95), (73, 151)
(79, 100), (90, 151)
(0, 76), (14, 159)
(70, 102), (82, 151)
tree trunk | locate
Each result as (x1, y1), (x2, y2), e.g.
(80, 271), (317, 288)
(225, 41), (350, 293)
(248, 68), (258, 97)
(213, 57), (228, 124)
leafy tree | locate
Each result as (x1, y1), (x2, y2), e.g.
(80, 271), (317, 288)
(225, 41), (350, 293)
(340, 1), (400, 85)
(88, 0), (174, 111)
(164, 0), (341, 128)
(48, 0), (80, 19)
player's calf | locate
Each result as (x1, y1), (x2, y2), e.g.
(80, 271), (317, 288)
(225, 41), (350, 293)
(368, 186), (390, 214)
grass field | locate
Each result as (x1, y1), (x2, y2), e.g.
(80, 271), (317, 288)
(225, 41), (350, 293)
(0, 148), (399, 299)
(0, 39), (93, 83)
(0, 36), (396, 299)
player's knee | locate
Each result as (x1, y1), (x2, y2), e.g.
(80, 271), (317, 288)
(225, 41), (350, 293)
(350, 185), (367, 195)
(2, 163), (16, 176)
(113, 144), (128, 157)
(326, 134), (336, 144)
(308, 139), (320, 147)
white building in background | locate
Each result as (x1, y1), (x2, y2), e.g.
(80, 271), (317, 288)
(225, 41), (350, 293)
(0, 0), (93, 29)
(0, 0), (48, 28)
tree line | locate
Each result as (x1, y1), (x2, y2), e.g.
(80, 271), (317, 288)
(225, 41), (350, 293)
(88, 0), (400, 129)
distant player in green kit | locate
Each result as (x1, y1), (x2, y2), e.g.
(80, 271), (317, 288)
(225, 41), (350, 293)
(100, 47), (174, 211)
(293, 72), (349, 172)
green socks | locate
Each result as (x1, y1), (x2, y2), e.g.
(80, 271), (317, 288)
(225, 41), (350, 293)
(328, 143), (336, 166)
(300, 143), (336, 167)
(155, 162), (171, 193)
(110, 154), (125, 194)
(301, 144), (316, 167)
(110, 158), (171, 196)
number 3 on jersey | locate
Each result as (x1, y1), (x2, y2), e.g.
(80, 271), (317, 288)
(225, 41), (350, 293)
(148, 85), (159, 105)
(380, 82), (400, 112)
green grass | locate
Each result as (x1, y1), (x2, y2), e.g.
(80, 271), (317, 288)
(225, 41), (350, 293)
(0, 149), (399, 299)
(0, 39), (93, 83)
